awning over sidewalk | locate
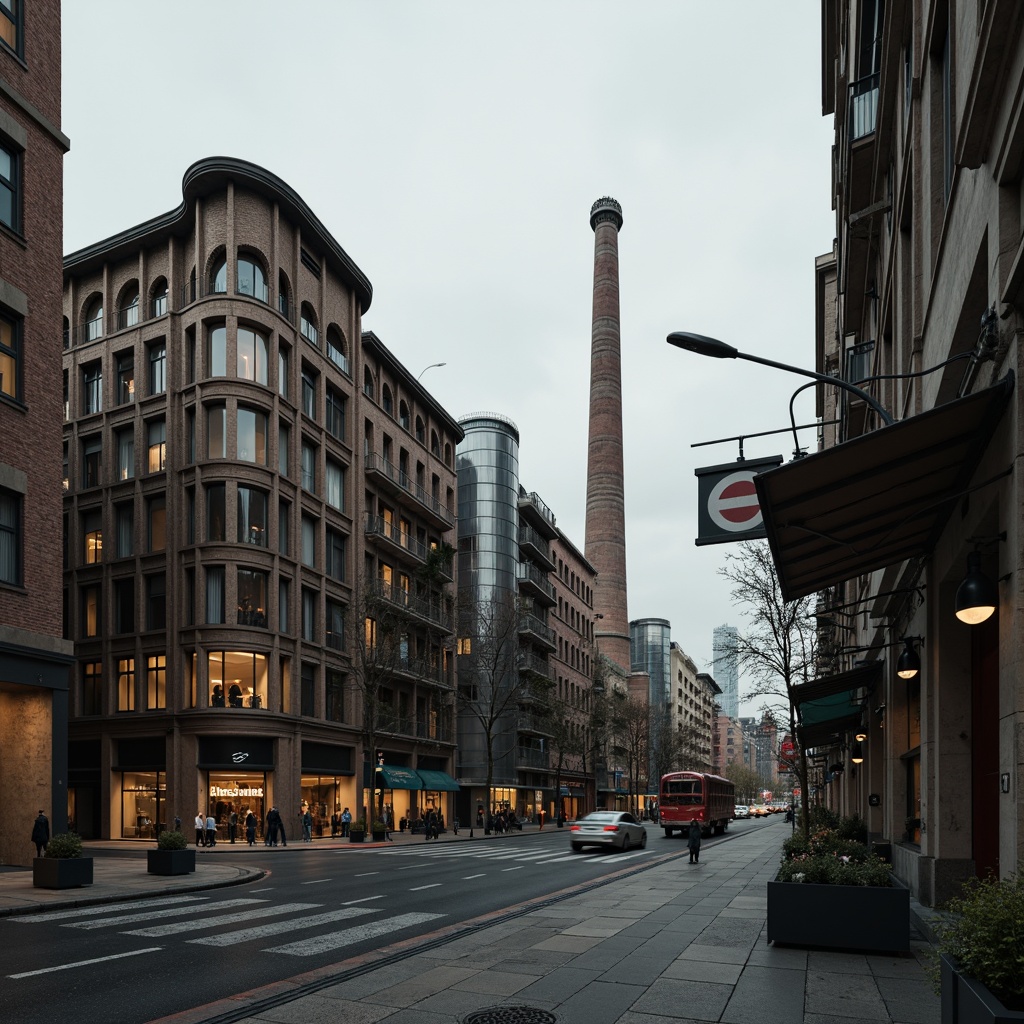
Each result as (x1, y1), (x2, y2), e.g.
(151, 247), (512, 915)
(754, 374), (1014, 600)
(793, 661), (881, 748)
(377, 765), (422, 790)
(416, 769), (460, 792)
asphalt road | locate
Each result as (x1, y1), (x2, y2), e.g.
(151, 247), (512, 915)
(0, 817), (781, 1024)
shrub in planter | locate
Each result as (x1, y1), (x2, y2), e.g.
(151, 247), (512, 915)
(157, 829), (188, 851)
(44, 832), (84, 859)
(148, 830), (195, 875)
(34, 832), (93, 889)
(931, 873), (1024, 1016)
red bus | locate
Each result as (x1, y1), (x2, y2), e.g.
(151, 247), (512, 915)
(658, 771), (735, 838)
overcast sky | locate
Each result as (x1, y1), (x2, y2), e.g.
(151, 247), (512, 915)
(62, 2), (835, 716)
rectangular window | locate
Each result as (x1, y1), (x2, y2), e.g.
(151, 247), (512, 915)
(152, 287), (168, 318)
(147, 494), (166, 552)
(149, 342), (166, 395)
(326, 598), (345, 651)
(0, 487), (20, 585)
(326, 528), (345, 582)
(83, 509), (103, 564)
(207, 326), (226, 377)
(0, 1), (20, 56)
(146, 654), (166, 710)
(187, 408), (195, 463)
(83, 362), (103, 415)
(207, 404), (226, 458)
(206, 566), (225, 624)
(0, 312), (20, 401)
(237, 486), (268, 546)
(82, 661), (102, 716)
(83, 436), (101, 486)
(301, 515), (316, 568)
(114, 578), (134, 633)
(278, 347), (289, 400)
(237, 407), (268, 463)
(146, 573), (166, 630)
(115, 502), (133, 557)
(326, 388), (345, 440)
(147, 419), (166, 473)
(184, 567), (194, 625)
(278, 499), (290, 556)
(278, 578), (289, 634)
(278, 423), (290, 477)
(0, 141), (19, 231)
(301, 662), (315, 717)
(302, 587), (317, 642)
(301, 370), (316, 418)
(117, 658), (135, 712)
(237, 327), (268, 385)
(117, 427), (135, 481)
(301, 441), (316, 492)
(115, 351), (135, 405)
(326, 669), (345, 723)
(237, 568), (268, 627)
(82, 584), (101, 638)
(203, 483), (223, 542)
(326, 460), (344, 511)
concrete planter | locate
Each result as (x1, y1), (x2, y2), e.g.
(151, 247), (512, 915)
(766, 878), (909, 953)
(147, 848), (196, 876)
(349, 830), (365, 843)
(371, 830), (386, 842)
(33, 856), (94, 889)
(941, 952), (1024, 1024)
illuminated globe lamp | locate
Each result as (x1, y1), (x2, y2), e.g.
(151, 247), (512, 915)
(954, 551), (998, 625)
(896, 637), (921, 680)
(851, 741), (865, 765)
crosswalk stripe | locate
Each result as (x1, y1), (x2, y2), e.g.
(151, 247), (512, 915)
(13, 896), (208, 924)
(123, 902), (322, 938)
(190, 906), (375, 946)
(65, 898), (267, 929)
(8, 947), (162, 979)
(266, 911), (443, 956)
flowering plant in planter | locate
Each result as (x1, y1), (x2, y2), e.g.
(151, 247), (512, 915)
(777, 809), (891, 887)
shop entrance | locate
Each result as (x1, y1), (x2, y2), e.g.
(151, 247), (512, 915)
(206, 772), (267, 843)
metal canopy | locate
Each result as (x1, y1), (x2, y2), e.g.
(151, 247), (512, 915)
(754, 375), (1014, 601)
(793, 661), (881, 749)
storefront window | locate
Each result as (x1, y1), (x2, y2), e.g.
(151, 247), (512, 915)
(120, 771), (165, 839)
(206, 771), (267, 843)
(207, 650), (268, 709)
(300, 776), (347, 839)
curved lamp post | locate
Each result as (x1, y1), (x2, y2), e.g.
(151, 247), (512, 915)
(666, 332), (894, 427)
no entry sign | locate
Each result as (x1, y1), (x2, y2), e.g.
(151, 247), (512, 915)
(694, 456), (783, 546)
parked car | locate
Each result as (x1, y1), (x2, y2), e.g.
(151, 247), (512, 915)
(569, 811), (648, 852)
(733, 805), (750, 819)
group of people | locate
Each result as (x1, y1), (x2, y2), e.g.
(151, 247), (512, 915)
(330, 807), (353, 837)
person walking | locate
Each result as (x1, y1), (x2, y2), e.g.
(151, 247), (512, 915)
(228, 808), (238, 843)
(302, 808), (313, 842)
(340, 807), (351, 838)
(195, 812), (206, 847)
(382, 807), (393, 841)
(245, 810), (257, 846)
(205, 813), (217, 848)
(687, 819), (702, 864)
(31, 810), (49, 857)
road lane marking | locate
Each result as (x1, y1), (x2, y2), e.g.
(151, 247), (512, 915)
(123, 902), (322, 937)
(462, 873), (486, 879)
(409, 883), (441, 891)
(266, 912), (443, 956)
(342, 896), (385, 905)
(301, 878), (332, 884)
(8, 947), (162, 979)
(353, 871), (378, 877)
(66, 898), (267, 929)
(191, 907), (374, 946)
(502, 866), (523, 871)
(12, 896), (208, 923)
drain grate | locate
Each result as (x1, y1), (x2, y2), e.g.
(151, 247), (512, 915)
(463, 1008), (558, 1024)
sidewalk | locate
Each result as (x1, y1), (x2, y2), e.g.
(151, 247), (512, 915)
(4, 824), (942, 1023)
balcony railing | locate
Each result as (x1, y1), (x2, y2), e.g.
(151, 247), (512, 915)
(377, 714), (454, 744)
(392, 653), (453, 687)
(365, 514), (428, 562)
(515, 562), (556, 603)
(516, 747), (550, 769)
(517, 525), (555, 569)
(366, 577), (453, 631)
(518, 652), (554, 681)
(849, 72), (879, 142)
(364, 452), (456, 528)
(519, 613), (556, 648)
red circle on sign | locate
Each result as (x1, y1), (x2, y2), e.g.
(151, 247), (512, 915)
(708, 471), (763, 532)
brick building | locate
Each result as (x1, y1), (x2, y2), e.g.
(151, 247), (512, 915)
(0, 0), (72, 865)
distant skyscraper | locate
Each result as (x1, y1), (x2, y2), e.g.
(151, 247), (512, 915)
(713, 625), (740, 719)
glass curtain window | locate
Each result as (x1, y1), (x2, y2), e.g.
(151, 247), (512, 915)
(326, 528), (345, 581)
(278, 423), (290, 476)
(326, 599), (345, 651)
(326, 669), (345, 722)
(117, 429), (134, 480)
(207, 404), (226, 458)
(147, 574), (166, 630)
(301, 662), (315, 716)
(302, 588), (316, 641)
(152, 283), (168, 317)
(82, 661), (102, 715)
(301, 372), (315, 416)
(237, 407), (268, 463)
(206, 566), (225, 624)
(279, 500), (290, 555)
(82, 585), (101, 637)
(210, 258), (227, 294)
(120, 292), (139, 329)
(83, 363), (102, 414)
(0, 488), (18, 584)
(116, 352), (135, 404)
(326, 332), (348, 374)
(237, 487), (268, 546)
(237, 327), (268, 384)
(279, 579), (289, 633)
(278, 348), (289, 399)
(237, 569), (268, 627)
(115, 578), (134, 632)
(83, 510), (102, 564)
(326, 388), (345, 440)
(148, 496), (166, 551)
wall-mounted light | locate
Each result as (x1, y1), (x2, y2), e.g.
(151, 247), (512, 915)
(851, 741), (864, 764)
(896, 636), (922, 680)
(855, 728), (867, 742)
(955, 537), (1005, 625)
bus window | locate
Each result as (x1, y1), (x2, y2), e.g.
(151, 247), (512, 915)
(662, 779), (702, 805)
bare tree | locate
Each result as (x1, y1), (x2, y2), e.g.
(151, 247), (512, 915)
(614, 691), (651, 817)
(718, 541), (829, 837)
(724, 762), (765, 803)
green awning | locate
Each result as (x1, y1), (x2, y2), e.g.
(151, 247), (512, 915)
(416, 769), (461, 792)
(793, 662), (881, 748)
(378, 764), (422, 790)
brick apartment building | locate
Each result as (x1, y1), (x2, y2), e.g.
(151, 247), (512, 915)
(0, 0), (72, 865)
(60, 157), (461, 840)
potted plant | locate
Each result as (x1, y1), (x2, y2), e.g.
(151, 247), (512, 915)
(33, 832), (93, 889)
(371, 820), (387, 842)
(933, 874), (1024, 1023)
(766, 809), (909, 953)
(147, 829), (196, 875)
(349, 819), (366, 843)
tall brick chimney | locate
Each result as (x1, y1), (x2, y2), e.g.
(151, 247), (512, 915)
(584, 197), (631, 677)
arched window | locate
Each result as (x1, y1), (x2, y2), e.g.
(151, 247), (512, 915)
(431, 430), (440, 457)
(415, 416), (425, 443)
(326, 326), (348, 374)
(83, 295), (103, 342)
(117, 284), (139, 330)
(382, 385), (393, 416)
(300, 303), (319, 347)
(444, 442), (452, 466)
(399, 401), (410, 430)
(209, 254), (227, 294)
(278, 269), (291, 320)
(237, 254), (268, 302)
(150, 277), (168, 317)
(363, 367), (374, 399)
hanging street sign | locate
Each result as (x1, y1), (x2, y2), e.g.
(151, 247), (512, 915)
(694, 455), (784, 546)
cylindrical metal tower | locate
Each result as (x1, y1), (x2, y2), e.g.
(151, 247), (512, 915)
(584, 196), (631, 674)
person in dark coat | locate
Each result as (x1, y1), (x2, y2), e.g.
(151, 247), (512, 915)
(688, 819), (702, 864)
(245, 810), (257, 846)
(31, 810), (49, 857)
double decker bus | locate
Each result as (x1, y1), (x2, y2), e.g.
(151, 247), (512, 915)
(658, 771), (735, 838)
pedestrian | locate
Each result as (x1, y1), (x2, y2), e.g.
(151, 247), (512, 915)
(341, 807), (351, 838)
(688, 819), (702, 864)
(424, 807), (436, 841)
(267, 806), (286, 846)
(195, 811), (206, 847)
(31, 809), (49, 858)
(302, 808), (313, 842)
(382, 807), (394, 841)
(174, 815), (182, 833)
(245, 810), (257, 845)
(476, 805), (484, 829)
(205, 812), (217, 848)
(331, 809), (339, 837)
(538, 808), (545, 830)
(228, 807), (238, 844)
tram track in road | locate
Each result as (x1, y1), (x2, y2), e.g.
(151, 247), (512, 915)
(157, 819), (786, 1024)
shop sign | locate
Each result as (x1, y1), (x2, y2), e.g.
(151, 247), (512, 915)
(211, 784), (264, 798)
(694, 456), (783, 545)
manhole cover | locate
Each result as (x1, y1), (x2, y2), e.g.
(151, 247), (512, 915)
(463, 1008), (558, 1024)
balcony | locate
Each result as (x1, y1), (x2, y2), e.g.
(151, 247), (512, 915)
(366, 578), (453, 633)
(519, 613), (556, 652)
(364, 452), (456, 530)
(516, 712), (553, 737)
(377, 714), (454, 744)
(365, 514), (428, 568)
(842, 71), (880, 221)
(518, 489), (558, 539)
(517, 525), (556, 571)
(515, 562), (556, 605)
(516, 746), (550, 769)
(392, 653), (453, 688)
(518, 652), (554, 682)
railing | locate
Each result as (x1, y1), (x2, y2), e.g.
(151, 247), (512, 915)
(518, 652), (553, 680)
(115, 304), (140, 331)
(236, 280), (270, 304)
(516, 562), (555, 601)
(518, 489), (556, 528)
(849, 72), (879, 142)
(364, 452), (456, 527)
(327, 342), (350, 376)
(519, 613), (555, 646)
(366, 577), (453, 630)
(394, 654), (452, 687)
(69, 317), (104, 346)
(516, 712), (552, 735)
(365, 514), (428, 561)
(377, 715), (454, 744)
(518, 525), (553, 562)
(180, 278), (227, 307)
(516, 747), (550, 769)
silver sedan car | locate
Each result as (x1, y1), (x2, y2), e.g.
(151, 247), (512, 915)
(569, 811), (648, 852)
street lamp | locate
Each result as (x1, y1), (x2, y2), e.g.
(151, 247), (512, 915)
(417, 361), (447, 381)
(666, 332), (894, 427)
